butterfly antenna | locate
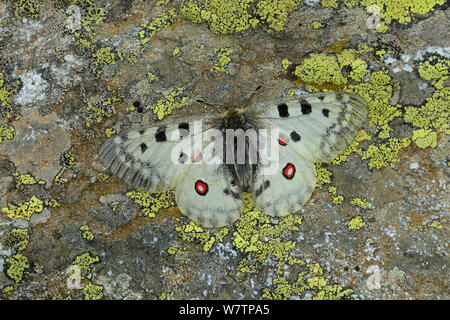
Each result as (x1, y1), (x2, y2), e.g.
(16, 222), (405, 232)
(196, 99), (224, 114)
(241, 85), (263, 108)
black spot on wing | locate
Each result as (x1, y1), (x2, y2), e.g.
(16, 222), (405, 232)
(290, 131), (301, 142)
(178, 122), (190, 139)
(139, 129), (145, 135)
(155, 126), (167, 142)
(277, 103), (289, 117)
(318, 95), (325, 101)
(140, 143), (148, 153)
(300, 100), (312, 115)
(322, 108), (330, 118)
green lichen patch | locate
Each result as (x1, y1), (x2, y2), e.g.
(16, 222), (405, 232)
(262, 260), (353, 300)
(80, 225), (94, 241)
(294, 48), (370, 92)
(0, 123), (15, 143)
(0, 72), (18, 119)
(6, 253), (29, 283)
(350, 197), (373, 209)
(54, 149), (78, 184)
(311, 21), (325, 29)
(181, 0), (301, 35)
(81, 7), (106, 34)
(85, 91), (123, 128)
(10, 0), (39, 19)
(138, 9), (178, 46)
(315, 162), (332, 188)
(72, 252), (100, 273)
(151, 87), (189, 120)
(147, 71), (160, 83)
(2, 196), (44, 220)
(4, 228), (29, 252)
(92, 47), (117, 66)
(210, 47), (233, 74)
(231, 193), (303, 277)
(126, 190), (175, 218)
(404, 56), (449, 149)
(321, 0), (446, 33)
(175, 221), (229, 252)
(361, 137), (411, 169)
(347, 216), (366, 230)
(83, 281), (103, 300)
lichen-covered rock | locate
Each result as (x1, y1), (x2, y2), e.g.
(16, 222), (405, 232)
(0, 0), (448, 300)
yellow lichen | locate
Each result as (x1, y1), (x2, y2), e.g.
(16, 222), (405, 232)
(126, 190), (175, 218)
(72, 252), (99, 272)
(350, 197), (373, 209)
(6, 253), (29, 283)
(347, 216), (365, 230)
(2, 196), (44, 220)
(4, 228), (29, 252)
(11, 0), (39, 19)
(428, 220), (443, 230)
(361, 137), (411, 169)
(403, 56), (449, 149)
(104, 128), (116, 138)
(83, 282), (103, 300)
(138, 9), (178, 46)
(80, 225), (94, 241)
(330, 129), (371, 165)
(147, 72), (160, 83)
(311, 21), (325, 29)
(151, 87), (189, 120)
(0, 123), (15, 143)
(322, 0), (446, 32)
(315, 163), (332, 188)
(210, 47), (233, 74)
(281, 58), (291, 71)
(181, 0), (300, 35)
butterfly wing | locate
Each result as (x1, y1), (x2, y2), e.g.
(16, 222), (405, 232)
(99, 120), (210, 192)
(99, 118), (244, 227)
(175, 162), (243, 227)
(252, 92), (368, 216)
(255, 92), (368, 162)
(252, 143), (316, 217)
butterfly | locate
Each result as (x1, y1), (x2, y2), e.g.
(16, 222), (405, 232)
(99, 91), (368, 227)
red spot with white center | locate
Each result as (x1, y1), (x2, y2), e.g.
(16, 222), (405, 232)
(279, 135), (288, 146)
(282, 163), (295, 180)
(195, 180), (208, 196)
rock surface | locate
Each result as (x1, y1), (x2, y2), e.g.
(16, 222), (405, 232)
(0, 0), (448, 300)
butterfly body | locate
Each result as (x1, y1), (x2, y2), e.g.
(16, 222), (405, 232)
(99, 91), (368, 227)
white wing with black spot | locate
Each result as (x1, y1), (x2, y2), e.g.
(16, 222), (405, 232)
(175, 162), (243, 227)
(251, 92), (368, 216)
(99, 120), (210, 193)
(255, 92), (368, 162)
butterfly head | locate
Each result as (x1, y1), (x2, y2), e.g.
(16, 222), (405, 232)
(217, 106), (251, 130)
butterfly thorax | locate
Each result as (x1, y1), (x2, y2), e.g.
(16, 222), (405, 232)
(214, 107), (259, 191)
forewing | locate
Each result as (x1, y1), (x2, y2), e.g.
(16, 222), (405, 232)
(99, 120), (210, 192)
(255, 92), (368, 162)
